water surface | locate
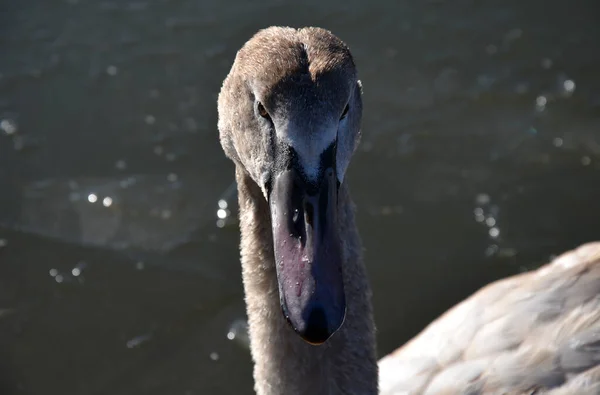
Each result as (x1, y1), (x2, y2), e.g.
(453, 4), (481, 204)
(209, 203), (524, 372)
(1, 0), (600, 394)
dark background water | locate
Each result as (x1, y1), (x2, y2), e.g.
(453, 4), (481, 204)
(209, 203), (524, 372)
(1, 0), (600, 394)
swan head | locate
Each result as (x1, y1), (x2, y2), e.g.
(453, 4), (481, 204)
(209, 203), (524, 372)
(218, 26), (363, 345)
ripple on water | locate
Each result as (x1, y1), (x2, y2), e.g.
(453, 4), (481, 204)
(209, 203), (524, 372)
(14, 175), (214, 252)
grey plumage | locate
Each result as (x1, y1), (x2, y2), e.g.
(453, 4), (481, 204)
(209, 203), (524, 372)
(218, 26), (600, 395)
(379, 243), (600, 394)
(218, 26), (377, 395)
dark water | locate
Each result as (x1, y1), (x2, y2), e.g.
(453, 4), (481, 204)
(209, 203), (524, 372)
(1, 0), (600, 393)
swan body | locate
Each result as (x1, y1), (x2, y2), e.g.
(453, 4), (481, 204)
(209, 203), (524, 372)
(379, 242), (600, 394)
(217, 26), (600, 395)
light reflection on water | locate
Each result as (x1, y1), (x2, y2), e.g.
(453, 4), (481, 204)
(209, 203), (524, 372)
(215, 183), (238, 229)
(1, 0), (600, 394)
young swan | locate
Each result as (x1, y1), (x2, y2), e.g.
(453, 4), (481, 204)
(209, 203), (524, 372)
(218, 26), (600, 395)
(218, 26), (378, 394)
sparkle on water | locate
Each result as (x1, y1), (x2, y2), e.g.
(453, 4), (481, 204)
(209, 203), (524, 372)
(485, 217), (496, 227)
(563, 79), (575, 93)
(126, 333), (152, 349)
(115, 160), (127, 170)
(473, 193), (509, 255)
(489, 227), (500, 238)
(0, 119), (17, 135)
(217, 209), (228, 219)
(475, 193), (490, 205)
(72, 261), (86, 277)
(535, 95), (547, 111)
(161, 209), (172, 219)
(541, 58), (553, 69)
(227, 319), (250, 350)
(581, 156), (591, 166)
(106, 65), (118, 76)
(214, 182), (239, 229)
(144, 115), (156, 125)
(553, 137), (564, 147)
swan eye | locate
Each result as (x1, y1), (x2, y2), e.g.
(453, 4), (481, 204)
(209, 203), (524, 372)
(340, 104), (349, 120)
(257, 102), (270, 119)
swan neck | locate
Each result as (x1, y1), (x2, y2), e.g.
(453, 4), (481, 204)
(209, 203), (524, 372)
(235, 165), (378, 395)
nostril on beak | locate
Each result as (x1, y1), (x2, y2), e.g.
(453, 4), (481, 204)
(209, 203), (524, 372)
(304, 201), (314, 228)
(291, 207), (304, 240)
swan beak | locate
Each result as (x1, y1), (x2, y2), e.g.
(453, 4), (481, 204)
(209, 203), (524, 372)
(269, 166), (346, 345)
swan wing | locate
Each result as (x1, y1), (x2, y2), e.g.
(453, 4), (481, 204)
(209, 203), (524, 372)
(379, 242), (600, 395)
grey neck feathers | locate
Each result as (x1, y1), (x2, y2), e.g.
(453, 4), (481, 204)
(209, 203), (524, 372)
(235, 166), (379, 395)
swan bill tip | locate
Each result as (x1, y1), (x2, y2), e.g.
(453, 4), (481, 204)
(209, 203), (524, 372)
(283, 304), (345, 346)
